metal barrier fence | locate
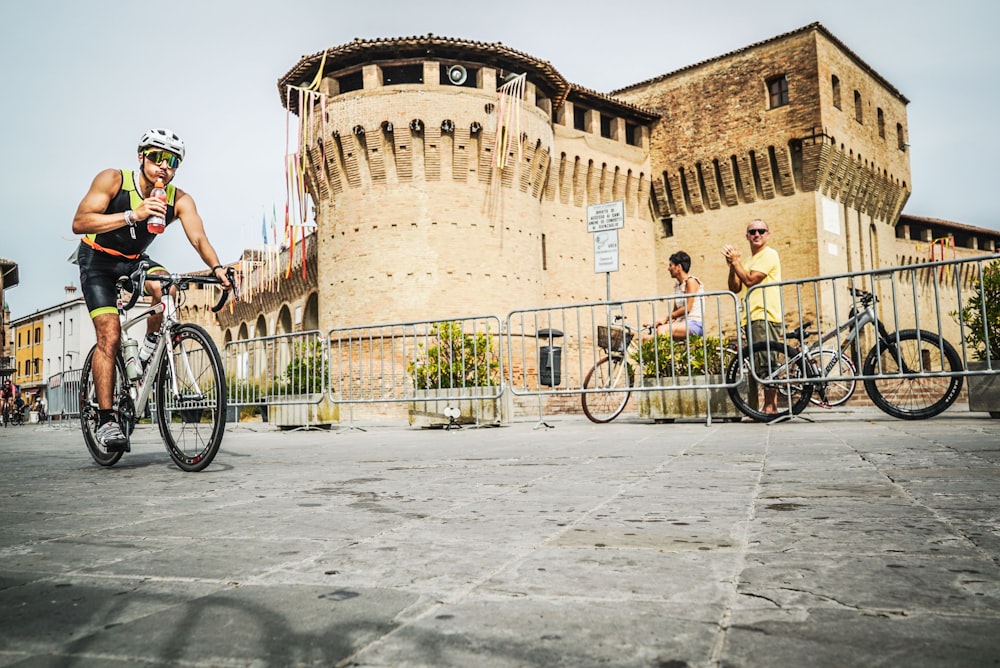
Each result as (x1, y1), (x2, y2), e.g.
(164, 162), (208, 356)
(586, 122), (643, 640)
(744, 254), (998, 381)
(505, 291), (743, 396)
(739, 255), (999, 422)
(213, 254), (997, 425)
(46, 369), (82, 420)
(224, 330), (327, 408)
(328, 315), (504, 425)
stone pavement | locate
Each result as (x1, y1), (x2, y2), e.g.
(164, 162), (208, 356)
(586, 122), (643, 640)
(1, 409), (999, 667)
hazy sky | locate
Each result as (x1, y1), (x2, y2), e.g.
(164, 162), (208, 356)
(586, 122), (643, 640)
(2, 0), (997, 317)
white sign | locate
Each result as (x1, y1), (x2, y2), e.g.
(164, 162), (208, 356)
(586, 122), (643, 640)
(594, 230), (619, 273)
(587, 200), (625, 233)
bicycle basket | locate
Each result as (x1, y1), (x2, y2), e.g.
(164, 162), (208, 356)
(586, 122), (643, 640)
(597, 326), (633, 354)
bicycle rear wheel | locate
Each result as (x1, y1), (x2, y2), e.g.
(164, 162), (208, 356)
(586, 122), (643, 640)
(80, 345), (134, 466)
(155, 324), (227, 472)
(808, 349), (857, 407)
(726, 341), (812, 422)
(862, 329), (963, 420)
(581, 356), (633, 423)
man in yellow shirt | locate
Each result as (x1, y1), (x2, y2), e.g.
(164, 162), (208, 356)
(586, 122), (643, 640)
(723, 219), (782, 415)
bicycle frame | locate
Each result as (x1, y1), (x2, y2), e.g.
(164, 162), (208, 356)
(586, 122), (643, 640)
(800, 298), (881, 372)
(118, 294), (177, 417)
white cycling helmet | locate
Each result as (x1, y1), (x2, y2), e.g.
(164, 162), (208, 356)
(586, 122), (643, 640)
(138, 128), (185, 160)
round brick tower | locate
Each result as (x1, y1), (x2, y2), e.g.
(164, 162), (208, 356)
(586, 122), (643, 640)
(278, 36), (574, 331)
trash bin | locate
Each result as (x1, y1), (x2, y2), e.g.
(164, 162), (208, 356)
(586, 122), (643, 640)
(537, 328), (564, 387)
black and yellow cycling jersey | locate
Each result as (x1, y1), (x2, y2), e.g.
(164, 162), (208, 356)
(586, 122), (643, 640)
(80, 169), (177, 259)
(76, 169), (175, 318)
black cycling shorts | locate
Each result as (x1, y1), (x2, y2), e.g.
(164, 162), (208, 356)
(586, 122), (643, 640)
(76, 243), (168, 319)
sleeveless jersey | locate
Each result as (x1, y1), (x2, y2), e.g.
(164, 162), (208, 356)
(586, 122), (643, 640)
(82, 170), (177, 258)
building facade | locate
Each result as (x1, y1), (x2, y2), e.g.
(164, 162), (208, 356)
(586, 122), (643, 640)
(9, 288), (96, 404)
(271, 24), (998, 341)
(277, 35), (659, 332)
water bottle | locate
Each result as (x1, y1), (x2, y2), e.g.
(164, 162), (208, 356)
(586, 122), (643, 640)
(123, 338), (142, 380)
(139, 332), (159, 368)
(147, 179), (166, 234)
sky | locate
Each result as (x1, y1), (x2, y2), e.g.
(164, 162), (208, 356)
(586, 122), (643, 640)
(1, 0), (997, 319)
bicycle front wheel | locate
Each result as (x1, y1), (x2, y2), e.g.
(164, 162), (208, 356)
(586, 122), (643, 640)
(80, 345), (133, 466)
(808, 349), (857, 407)
(581, 356), (633, 423)
(726, 341), (812, 422)
(155, 324), (227, 472)
(862, 329), (963, 420)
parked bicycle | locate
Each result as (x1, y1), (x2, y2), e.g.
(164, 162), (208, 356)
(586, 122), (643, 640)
(80, 262), (237, 471)
(581, 316), (653, 423)
(725, 287), (963, 422)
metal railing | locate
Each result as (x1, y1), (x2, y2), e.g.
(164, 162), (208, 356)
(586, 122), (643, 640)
(45, 369), (82, 420)
(328, 315), (504, 425)
(224, 330), (327, 408)
(209, 254), (998, 425)
(743, 254), (999, 386)
(505, 291), (743, 394)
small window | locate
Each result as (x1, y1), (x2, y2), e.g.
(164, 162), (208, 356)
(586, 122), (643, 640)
(854, 91), (863, 123)
(897, 123), (906, 151)
(767, 75), (789, 108)
(337, 70), (363, 94)
(831, 75), (841, 109)
(877, 108), (885, 138)
(573, 106), (587, 131)
(660, 217), (674, 238)
(625, 122), (640, 147)
(382, 64), (423, 86)
(600, 114), (613, 139)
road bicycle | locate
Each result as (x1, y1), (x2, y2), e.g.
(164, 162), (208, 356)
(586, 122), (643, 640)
(80, 262), (236, 471)
(581, 317), (653, 423)
(726, 287), (963, 422)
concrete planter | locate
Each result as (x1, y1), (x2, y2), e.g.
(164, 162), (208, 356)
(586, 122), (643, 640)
(967, 361), (1000, 418)
(267, 393), (340, 429)
(638, 374), (742, 422)
(408, 386), (511, 428)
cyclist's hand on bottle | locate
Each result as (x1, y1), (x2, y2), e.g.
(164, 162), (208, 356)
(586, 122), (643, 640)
(135, 196), (167, 222)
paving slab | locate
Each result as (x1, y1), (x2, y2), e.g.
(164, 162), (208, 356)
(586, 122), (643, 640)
(0, 409), (998, 667)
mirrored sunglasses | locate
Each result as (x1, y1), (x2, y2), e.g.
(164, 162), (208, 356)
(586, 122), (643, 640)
(143, 150), (181, 168)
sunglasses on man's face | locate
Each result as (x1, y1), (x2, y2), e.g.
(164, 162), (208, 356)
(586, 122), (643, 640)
(746, 228), (769, 236)
(143, 150), (181, 168)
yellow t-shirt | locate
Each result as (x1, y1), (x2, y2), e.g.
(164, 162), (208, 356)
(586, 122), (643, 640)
(741, 246), (782, 324)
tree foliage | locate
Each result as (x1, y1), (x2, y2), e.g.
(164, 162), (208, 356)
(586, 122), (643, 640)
(957, 260), (1000, 361)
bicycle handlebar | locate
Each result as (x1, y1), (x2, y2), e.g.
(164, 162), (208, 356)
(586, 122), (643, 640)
(117, 262), (239, 313)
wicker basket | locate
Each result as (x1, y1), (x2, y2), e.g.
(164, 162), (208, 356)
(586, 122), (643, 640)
(597, 325), (633, 353)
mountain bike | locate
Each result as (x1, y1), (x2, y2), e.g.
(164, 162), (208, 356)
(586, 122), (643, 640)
(784, 322), (858, 407)
(80, 262), (237, 471)
(726, 288), (963, 422)
(581, 317), (653, 423)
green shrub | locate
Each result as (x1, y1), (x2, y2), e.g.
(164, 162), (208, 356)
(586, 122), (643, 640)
(956, 259), (1000, 361)
(633, 334), (729, 378)
(408, 321), (500, 390)
(281, 340), (328, 395)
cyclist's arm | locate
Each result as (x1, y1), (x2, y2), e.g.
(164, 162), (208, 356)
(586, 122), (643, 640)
(72, 169), (124, 234)
(72, 169), (164, 234)
(174, 190), (232, 289)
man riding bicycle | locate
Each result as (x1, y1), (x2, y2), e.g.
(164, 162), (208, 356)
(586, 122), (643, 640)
(71, 128), (231, 449)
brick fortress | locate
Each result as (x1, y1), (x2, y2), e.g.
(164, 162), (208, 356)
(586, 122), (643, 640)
(204, 22), (998, 344)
